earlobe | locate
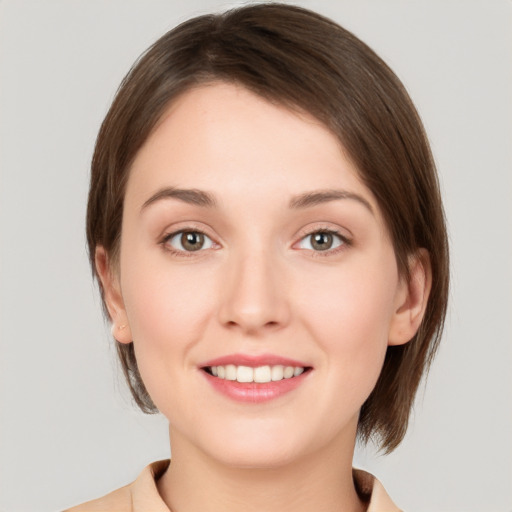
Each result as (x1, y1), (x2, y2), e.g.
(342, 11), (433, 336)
(388, 249), (432, 346)
(95, 246), (133, 344)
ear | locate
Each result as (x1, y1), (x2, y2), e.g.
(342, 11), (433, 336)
(95, 246), (133, 344)
(388, 249), (432, 346)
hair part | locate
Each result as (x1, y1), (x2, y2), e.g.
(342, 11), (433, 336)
(87, 3), (449, 452)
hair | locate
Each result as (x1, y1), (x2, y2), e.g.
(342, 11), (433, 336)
(86, 2), (449, 453)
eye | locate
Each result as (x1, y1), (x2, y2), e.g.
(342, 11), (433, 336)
(296, 230), (346, 252)
(164, 230), (215, 252)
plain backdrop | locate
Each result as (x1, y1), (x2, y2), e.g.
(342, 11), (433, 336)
(0, 1), (511, 511)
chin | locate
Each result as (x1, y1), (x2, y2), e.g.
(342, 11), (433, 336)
(194, 421), (317, 470)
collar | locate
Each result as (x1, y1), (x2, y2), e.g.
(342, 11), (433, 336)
(139, 460), (401, 512)
(71, 459), (401, 512)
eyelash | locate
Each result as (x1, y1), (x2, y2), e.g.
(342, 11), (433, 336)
(160, 227), (351, 258)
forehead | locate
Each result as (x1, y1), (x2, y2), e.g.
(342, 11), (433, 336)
(126, 82), (380, 217)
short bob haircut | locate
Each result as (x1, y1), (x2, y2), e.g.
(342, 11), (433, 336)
(87, 3), (449, 453)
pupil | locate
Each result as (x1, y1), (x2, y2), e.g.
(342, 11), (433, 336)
(182, 232), (204, 251)
(312, 232), (332, 251)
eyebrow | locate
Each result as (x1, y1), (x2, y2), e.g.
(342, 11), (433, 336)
(289, 189), (374, 214)
(141, 186), (373, 214)
(141, 187), (217, 211)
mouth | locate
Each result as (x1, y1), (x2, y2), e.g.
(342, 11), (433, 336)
(203, 364), (309, 383)
(200, 355), (312, 403)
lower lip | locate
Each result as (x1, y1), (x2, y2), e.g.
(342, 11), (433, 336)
(202, 370), (309, 403)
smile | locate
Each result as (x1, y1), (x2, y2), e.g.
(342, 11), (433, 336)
(206, 364), (305, 383)
(200, 355), (312, 403)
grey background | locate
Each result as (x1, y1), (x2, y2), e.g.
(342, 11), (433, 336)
(0, 1), (511, 511)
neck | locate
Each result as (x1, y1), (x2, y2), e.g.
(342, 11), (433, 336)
(157, 426), (366, 512)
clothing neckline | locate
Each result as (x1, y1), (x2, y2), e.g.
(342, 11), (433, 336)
(145, 459), (401, 512)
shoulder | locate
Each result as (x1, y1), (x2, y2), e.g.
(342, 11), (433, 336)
(353, 468), (402, 512)
(63, 460), (171, 512)
(62, 483), (131, 511)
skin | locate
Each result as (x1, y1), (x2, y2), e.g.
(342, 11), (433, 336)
(96, 82), (430, 512)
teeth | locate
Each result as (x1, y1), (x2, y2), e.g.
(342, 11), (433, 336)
(271, 365), (284, 381)
(283, 366), (294, 379)
(237, 365), (253, 383)
(208, 364), (306, 383)
(225, 364), (237, 381)
(254, 365), (271, 383)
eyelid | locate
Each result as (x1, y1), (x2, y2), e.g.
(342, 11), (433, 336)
(158, 221), (217, 242)
(293, 223), (352, 242)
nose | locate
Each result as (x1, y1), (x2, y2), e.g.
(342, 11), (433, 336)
(217, 247), (291, 335)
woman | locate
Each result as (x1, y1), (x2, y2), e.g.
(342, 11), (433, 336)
(66, 3), (448, 511)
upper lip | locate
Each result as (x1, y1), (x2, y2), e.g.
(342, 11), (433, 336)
(200, 353), (310, 368)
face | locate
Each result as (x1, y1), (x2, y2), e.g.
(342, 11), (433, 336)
(102, 82), (416, 469)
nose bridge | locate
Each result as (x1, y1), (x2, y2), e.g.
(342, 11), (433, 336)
(218, 239), (289, 333)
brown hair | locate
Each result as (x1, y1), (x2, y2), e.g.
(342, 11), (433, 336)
(87, 3), (449, 452)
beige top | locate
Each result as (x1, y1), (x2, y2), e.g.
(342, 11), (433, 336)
(64, 459), (401, 512)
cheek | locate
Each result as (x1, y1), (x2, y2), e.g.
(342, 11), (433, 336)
(121, 267), (219, 418)
(300, 254), (399, 390)
(305, 257), (397, 332)
(118, 245), (219, 405)
(123, 264), (217, 349)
